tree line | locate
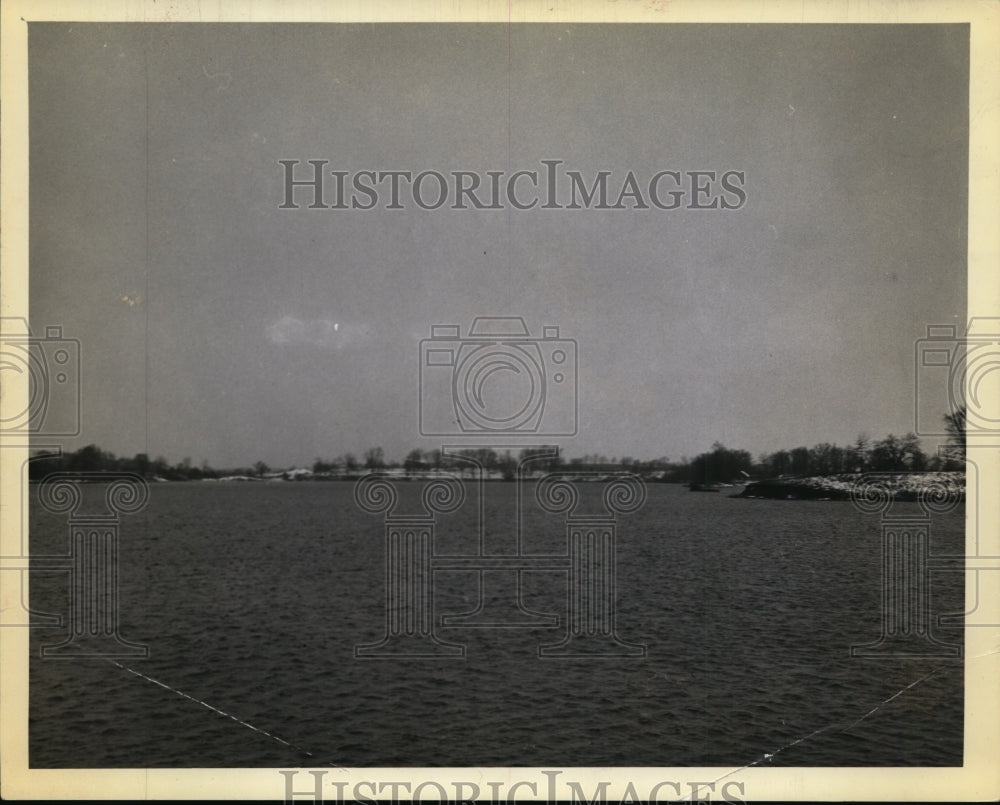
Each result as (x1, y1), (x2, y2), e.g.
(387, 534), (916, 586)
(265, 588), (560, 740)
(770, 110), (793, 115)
(28, 445), (608, 482)
(28, 408), (965, 484)
(673, 407), (965, 485)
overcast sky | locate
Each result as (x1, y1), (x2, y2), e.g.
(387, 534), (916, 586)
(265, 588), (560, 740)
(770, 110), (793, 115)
(29, 23), (968, 468)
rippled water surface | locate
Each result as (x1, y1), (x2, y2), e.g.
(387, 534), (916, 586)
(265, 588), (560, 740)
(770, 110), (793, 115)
(29, 481), (964, 767)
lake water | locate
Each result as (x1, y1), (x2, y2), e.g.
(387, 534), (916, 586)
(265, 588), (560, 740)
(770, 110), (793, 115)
(29, 481), (964, 767)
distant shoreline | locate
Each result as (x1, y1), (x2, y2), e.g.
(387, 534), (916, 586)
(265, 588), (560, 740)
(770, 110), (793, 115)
(739, 471), (965, 501)
(28, 470), (968, 504)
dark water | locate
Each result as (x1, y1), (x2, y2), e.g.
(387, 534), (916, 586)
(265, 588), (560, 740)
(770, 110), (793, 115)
(29, 482), (964, 767)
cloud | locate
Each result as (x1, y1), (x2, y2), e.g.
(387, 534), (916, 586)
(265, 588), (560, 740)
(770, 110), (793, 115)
(265, 316), (367, 349)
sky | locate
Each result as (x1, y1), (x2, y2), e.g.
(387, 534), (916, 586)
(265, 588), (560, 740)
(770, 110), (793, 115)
(28, 23), (968, 468)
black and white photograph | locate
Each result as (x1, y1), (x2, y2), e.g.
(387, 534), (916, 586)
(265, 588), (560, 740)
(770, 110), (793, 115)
(2, 1), (998, 801)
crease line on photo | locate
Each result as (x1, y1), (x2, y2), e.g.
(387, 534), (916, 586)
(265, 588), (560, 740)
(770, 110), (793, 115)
(108, 659), (345, 769)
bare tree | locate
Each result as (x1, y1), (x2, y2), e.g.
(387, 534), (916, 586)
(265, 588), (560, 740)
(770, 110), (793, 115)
(943, 405), (966, 459)
(363, 446), (385, 470)
(403, 448), (425, 474)
(850, 432), (870, 471)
